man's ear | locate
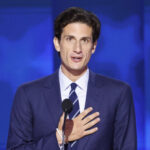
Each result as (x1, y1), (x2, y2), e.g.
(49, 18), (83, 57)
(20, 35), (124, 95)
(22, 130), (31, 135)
(53, 37), (60, 52)
(91, 41), (97, 54)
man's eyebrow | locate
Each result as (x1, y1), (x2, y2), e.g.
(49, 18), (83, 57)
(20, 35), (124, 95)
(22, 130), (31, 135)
(63, 35), (92, 40)
(64, 35), (75, 38)
(81, 37), (92, 40)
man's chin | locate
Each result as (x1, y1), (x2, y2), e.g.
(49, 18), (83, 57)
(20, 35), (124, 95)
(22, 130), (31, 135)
(68, 67), (87, 75)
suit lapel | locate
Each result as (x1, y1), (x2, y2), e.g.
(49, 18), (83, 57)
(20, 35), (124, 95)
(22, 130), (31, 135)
(77, 71), (104, 150)
(43, 71), (62, 127)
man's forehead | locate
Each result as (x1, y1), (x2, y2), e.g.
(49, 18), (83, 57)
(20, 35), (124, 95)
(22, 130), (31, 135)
(61, 22), (92, 36)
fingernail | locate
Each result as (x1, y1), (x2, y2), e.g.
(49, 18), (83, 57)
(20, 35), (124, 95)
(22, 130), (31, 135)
(90, 107), (93, 110)
(97, 112), (100, 115)
(97, 118), (100, 121)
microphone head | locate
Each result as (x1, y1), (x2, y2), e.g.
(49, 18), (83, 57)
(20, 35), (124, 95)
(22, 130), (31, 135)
(62, 99), (73, 114)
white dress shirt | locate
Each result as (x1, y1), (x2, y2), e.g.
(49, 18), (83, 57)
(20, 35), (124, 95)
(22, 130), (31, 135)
(59, 67), (89, 113)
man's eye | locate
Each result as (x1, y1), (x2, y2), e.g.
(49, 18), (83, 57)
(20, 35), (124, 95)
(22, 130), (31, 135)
(66, 37), (73, 41)
(82, 39), (89, 43)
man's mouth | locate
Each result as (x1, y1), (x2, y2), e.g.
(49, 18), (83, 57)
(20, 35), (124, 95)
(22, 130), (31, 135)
(71, 56), (82, 62)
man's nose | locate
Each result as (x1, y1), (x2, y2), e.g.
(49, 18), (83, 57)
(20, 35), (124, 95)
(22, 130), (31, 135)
(74, 41), (82, 53)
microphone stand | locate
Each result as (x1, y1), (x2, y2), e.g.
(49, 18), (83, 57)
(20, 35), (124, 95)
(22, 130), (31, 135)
(61, 99), (73, 150)
(62, 111), (67, 150)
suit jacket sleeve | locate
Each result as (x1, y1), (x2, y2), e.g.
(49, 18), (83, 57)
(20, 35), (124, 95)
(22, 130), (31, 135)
(113, 85), (137, 150)
(7, 86), (60, 150)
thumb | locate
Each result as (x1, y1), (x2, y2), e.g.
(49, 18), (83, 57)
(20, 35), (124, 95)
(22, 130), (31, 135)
(58, 113), (65, 130)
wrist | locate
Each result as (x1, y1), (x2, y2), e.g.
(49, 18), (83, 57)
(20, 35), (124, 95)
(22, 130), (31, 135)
(56, 128), (63, 144)
(56, 128), (68, 145)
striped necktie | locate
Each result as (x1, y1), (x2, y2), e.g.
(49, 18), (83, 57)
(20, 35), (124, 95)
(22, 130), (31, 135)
(68, 83), (80, 149)
(69, 83), (80, 119)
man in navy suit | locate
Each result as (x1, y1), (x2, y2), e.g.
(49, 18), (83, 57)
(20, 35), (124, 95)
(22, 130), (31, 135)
(7, 7), (137, 150)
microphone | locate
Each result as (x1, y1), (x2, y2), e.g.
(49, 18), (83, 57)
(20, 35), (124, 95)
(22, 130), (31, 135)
(62, 99), (73, 114)
(61, 99), (73, 150)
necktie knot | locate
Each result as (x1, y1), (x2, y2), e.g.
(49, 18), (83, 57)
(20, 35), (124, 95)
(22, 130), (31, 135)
(70, 83), (77, 91)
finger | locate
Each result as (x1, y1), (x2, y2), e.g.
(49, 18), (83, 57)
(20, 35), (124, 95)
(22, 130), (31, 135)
(78, 107), (93, 120)
(83, 127), (98, 136)
(82, 112), (100, 125)
(84, 117), (100, 129)
(58, 113), (65, 129)
(60, 113), (65, 122)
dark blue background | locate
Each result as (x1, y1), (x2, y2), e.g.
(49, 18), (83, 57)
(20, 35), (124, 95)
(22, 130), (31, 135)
(0, 0), (150, 149)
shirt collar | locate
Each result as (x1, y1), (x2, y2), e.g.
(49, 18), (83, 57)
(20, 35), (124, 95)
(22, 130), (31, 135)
(76, 69), (89, 91)
(59, 66), (89, 91)
(59, 67), (72, 92)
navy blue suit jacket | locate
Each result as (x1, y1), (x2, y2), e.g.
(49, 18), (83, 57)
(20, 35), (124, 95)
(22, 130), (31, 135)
(7, 70), (137, 150)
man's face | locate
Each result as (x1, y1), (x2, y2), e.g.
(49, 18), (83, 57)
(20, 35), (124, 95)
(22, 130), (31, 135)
(54, 22), (97, 76)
